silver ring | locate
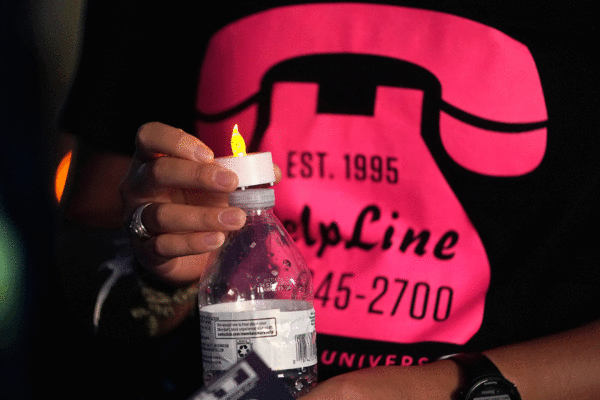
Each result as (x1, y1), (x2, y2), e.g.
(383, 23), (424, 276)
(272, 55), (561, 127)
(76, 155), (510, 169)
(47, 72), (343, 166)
(128, 203), (153, 239)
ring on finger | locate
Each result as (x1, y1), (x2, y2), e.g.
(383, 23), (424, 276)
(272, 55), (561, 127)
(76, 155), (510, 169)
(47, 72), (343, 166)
(129, 202), (153, 240)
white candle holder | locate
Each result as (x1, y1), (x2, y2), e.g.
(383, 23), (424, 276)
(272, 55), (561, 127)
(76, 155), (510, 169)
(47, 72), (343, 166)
(213, 152), (275, 189)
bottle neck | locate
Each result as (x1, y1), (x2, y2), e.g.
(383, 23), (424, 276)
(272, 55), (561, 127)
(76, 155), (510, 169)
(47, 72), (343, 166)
(228, 188), (276, 212)
(241, 206), (274, 217)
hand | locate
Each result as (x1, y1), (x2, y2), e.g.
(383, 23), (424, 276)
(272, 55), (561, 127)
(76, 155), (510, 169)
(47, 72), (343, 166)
(299, 361), (462, 400)
(120, 122), (247, 286)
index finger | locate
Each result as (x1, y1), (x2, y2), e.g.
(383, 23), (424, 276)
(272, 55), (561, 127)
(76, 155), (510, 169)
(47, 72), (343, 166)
(136, 122), (214, 163)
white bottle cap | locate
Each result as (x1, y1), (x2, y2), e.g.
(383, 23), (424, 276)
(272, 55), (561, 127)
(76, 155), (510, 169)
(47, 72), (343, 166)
(213, 152), (276, 188)
(229, 188), (275, 209)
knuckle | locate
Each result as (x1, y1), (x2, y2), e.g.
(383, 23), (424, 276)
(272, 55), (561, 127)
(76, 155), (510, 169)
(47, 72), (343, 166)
(176, 159), (206, 187)
(185, 207), (203, 226)
(201, 209), (218, 229)
(185, 235), (201, 254)
(189, 162), (207, 184)
(179, 206), (213, 231)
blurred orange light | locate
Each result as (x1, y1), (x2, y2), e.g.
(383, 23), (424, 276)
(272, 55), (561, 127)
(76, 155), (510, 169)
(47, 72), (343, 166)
(55, 151), (72, 202)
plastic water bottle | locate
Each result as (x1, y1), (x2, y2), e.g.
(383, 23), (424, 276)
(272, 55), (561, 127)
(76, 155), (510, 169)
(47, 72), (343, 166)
(199, 188), (317, 398)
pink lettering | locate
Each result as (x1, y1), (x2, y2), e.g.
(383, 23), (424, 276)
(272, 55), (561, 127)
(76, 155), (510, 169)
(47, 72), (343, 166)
(319, 350), (429, 368)
(401, 355), (413, 366)
(321, 350), (336, 365)
(339, 352), (356, 368)
(369, 355), (383, 367)
(358, 354), (366, 368)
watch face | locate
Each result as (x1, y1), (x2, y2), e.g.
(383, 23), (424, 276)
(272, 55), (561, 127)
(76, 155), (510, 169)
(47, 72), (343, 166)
(473, 395), (510, 400)
(467, 377), (521, 400)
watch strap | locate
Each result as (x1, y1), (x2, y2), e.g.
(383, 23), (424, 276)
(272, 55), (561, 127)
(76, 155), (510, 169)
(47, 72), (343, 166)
(450, 353), (503, 382)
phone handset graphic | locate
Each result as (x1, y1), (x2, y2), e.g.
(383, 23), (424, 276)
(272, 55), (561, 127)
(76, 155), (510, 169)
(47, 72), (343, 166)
(250, 53), (547, 180)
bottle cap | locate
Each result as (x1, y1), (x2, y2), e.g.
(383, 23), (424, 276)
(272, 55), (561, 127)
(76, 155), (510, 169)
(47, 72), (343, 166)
(213, 152), (275, 188)
(229, 188), (275, 209)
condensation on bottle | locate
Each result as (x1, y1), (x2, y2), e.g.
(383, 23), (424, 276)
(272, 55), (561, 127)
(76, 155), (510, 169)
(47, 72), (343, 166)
(198, 188), (317, 398)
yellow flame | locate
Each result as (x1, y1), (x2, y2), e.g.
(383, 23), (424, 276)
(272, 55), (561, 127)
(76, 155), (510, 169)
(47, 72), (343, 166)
(230, 124), (247, 157)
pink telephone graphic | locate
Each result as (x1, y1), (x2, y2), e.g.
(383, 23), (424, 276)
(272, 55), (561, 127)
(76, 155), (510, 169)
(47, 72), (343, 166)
(194, 4), (547, 345)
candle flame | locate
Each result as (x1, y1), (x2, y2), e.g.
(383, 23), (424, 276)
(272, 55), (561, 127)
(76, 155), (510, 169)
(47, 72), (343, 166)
(231, 124), (247, 157)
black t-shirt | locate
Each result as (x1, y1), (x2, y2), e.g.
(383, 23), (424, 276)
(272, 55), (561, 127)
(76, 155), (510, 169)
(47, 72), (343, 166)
(62, 0), (600, 397)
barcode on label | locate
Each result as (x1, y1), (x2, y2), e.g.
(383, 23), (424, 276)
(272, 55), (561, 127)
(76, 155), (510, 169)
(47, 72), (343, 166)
(295, 332), (316, 363)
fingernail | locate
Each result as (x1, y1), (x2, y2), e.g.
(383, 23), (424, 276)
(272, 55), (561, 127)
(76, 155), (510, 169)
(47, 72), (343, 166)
(218, 209), (245, 227)
(214, 169), (238, 188)
(203, 232), (225, 248)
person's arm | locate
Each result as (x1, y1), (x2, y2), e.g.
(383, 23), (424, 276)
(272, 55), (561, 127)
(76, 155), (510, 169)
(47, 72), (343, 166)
(57, 123), (246, 339)
(298, 318), (600, 400)
(486, 318), (600, 400)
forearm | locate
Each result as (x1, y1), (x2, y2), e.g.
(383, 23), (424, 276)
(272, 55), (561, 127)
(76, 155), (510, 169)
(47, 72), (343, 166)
(486, 319), (600, 400)
(300, 320), (600, 400)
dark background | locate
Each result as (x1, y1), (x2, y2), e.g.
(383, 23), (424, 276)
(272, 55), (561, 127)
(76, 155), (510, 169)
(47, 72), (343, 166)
(1, 1), (87, 398)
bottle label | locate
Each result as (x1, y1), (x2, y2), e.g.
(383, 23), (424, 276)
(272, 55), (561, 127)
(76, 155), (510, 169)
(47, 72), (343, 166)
(200, 300), (317, 372)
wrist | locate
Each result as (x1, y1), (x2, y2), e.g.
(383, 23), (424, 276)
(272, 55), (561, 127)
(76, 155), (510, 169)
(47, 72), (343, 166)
(412, 359), (464, 400)
(92, 249), (199, 340)
(131, 262), (199, 337)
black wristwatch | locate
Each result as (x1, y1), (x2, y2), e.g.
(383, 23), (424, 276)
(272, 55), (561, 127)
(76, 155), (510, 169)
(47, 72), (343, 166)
(449, 353), (521, 400)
